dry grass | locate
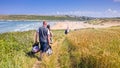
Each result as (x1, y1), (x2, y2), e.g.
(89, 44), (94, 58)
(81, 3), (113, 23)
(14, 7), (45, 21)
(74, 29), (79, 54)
(67, 26), (120, 68)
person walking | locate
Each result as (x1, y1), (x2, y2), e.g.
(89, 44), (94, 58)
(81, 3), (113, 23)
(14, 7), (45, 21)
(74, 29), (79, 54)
(47, 24), (53, 44)
(34, 21), (50, 60)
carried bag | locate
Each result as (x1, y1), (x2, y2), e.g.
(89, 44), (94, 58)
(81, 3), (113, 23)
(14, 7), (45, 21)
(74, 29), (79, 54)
(46, 45), (52, 55)
(32, 42), (40, 53)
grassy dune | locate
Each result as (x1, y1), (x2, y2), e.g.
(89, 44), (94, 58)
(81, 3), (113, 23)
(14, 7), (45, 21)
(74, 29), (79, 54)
(0, 26), (120, 68)
(88, 19), (120, 25)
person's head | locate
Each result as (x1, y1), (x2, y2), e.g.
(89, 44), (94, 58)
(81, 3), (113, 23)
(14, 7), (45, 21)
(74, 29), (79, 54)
(47, 24), (50, 30)
(43, 21), (47, 27)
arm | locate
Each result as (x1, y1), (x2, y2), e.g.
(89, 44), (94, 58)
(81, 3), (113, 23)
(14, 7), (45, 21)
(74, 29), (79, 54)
(47, 30), (50, 45)
(34, 31), (39, 43)
(50, 31), (53, 37)
(48, 34), (50, 45)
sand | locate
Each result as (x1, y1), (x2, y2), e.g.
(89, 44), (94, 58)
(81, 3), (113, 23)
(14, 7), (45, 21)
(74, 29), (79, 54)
(51, 21), (120, 30)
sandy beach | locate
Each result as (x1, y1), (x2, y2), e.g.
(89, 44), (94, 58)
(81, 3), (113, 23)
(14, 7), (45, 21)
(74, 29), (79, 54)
(51, 21), (120, 30)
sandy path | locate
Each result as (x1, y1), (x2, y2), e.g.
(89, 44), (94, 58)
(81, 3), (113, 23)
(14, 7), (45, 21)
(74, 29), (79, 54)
(51, 21), (120, 30)
(32, 61), (41, 68)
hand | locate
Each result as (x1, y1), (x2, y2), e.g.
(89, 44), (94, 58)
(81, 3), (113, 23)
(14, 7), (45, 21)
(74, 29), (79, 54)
(49, 43), (51, 45)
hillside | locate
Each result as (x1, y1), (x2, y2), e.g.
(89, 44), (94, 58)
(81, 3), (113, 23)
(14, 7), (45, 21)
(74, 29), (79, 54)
(0, 15), (94, 21)
(87, 18), (120, 25)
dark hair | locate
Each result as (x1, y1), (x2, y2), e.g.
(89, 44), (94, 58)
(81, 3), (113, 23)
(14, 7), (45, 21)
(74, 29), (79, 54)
(47, 24), (50, 30)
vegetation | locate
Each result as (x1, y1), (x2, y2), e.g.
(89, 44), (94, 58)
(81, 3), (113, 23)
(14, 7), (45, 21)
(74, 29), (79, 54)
(0, 26), (120, 68)
(66, 26), (120, 68)
(0, 30), (36, 68)
(87, 18), (120, 25)
(0, 15), (94, 21)
(0, 30), (67, 68)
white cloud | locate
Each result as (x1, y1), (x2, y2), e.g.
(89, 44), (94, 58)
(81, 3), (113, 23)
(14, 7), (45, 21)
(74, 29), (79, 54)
(106, 8), (118, 13)
(113, 0), (120, 2)
(55, 11), (102, 17)
(104, 8), (120, 17)
(54, 9), (120, 17)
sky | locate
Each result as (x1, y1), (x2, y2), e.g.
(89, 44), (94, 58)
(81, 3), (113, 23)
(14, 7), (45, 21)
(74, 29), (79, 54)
(0, 0), (120, 17)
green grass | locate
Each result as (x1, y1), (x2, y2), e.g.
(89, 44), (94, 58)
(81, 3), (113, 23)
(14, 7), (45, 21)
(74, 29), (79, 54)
(0, 31), (36, 68)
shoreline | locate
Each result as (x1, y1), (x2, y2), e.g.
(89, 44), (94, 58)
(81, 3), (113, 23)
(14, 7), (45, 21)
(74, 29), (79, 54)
(0, 20), (120, 34)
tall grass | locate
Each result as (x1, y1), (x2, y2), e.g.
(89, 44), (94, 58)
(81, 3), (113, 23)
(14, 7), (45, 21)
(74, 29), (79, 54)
(67, 26), (120, 68)
(0, 31), (36, 68)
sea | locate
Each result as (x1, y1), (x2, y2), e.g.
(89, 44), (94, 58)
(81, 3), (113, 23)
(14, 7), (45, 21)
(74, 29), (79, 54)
(0, 21), (56, 33)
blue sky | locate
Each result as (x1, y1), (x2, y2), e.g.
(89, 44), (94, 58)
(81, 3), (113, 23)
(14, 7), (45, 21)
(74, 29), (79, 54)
(0, 0), (120, 17)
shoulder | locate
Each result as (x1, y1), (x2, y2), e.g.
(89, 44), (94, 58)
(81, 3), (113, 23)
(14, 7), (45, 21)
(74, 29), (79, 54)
(44, 27), (49, 32)
(39, 27), (43, 29)
(37, 27), (42, 32)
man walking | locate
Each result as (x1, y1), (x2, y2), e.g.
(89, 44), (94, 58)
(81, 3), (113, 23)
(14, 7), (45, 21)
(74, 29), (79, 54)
(34, 21), (50, 60)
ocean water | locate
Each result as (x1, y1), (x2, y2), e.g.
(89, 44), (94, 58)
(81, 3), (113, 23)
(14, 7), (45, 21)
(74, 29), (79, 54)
(0, 21), (56, 33)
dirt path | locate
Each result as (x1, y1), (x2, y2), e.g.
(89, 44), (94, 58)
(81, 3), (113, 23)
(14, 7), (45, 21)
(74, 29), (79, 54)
(32, 61), (42, 68)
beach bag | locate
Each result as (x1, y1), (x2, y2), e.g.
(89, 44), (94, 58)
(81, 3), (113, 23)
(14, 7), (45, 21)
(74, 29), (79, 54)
(32, 42), (40, 53)
(46, 45), (52, 55)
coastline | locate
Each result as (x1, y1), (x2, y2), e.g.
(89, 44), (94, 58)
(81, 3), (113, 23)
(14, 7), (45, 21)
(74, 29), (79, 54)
(0, 20), (120, 34)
